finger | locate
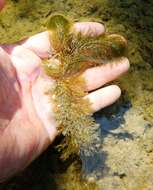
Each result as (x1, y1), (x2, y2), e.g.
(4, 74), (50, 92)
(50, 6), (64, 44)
(0, 0), (5, 11)
(86, 85), (121, 113)
(20, 31), (52, 59)
(6, 46), (42, 82)
(72, 22), (105, 37)
(83, 57), (130, 91)
(20, 22), (105, 58)
(0, 32), (52, 59)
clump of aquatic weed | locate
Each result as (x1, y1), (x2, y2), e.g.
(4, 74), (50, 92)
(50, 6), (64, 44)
(43, 14), (127, 160)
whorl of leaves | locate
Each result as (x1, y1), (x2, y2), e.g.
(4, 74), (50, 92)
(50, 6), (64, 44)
(43, 14), (127, 159)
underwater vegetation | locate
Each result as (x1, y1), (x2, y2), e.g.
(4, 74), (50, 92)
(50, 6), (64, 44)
(1, 0), (153, 189)
(44, 14), (127, 159)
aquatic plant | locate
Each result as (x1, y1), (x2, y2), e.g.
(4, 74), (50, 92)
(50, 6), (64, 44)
(43, 14), (127, 160)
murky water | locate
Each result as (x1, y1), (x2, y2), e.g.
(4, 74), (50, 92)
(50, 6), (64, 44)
(0, 0), (153, 189)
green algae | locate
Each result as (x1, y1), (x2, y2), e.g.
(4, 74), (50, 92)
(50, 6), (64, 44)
(0, 0), (153, 190)
(44, 14), (126, 160)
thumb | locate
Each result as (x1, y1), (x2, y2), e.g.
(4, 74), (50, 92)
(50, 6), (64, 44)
(0, 0), (5, 11)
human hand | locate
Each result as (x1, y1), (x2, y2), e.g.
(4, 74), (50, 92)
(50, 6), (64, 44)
(0, 1), (129, 182)
(0, 0), (5, 10)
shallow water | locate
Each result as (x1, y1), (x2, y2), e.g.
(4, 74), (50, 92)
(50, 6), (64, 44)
(0, 0), (153, 189)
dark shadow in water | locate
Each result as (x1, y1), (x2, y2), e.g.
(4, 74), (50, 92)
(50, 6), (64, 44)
(94, 98), (133, 140)
(78, 94), (132, 180)
(81, 150), (109, 180)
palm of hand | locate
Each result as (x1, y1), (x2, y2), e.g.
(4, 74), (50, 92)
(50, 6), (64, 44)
(0, 23), (129, 181)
